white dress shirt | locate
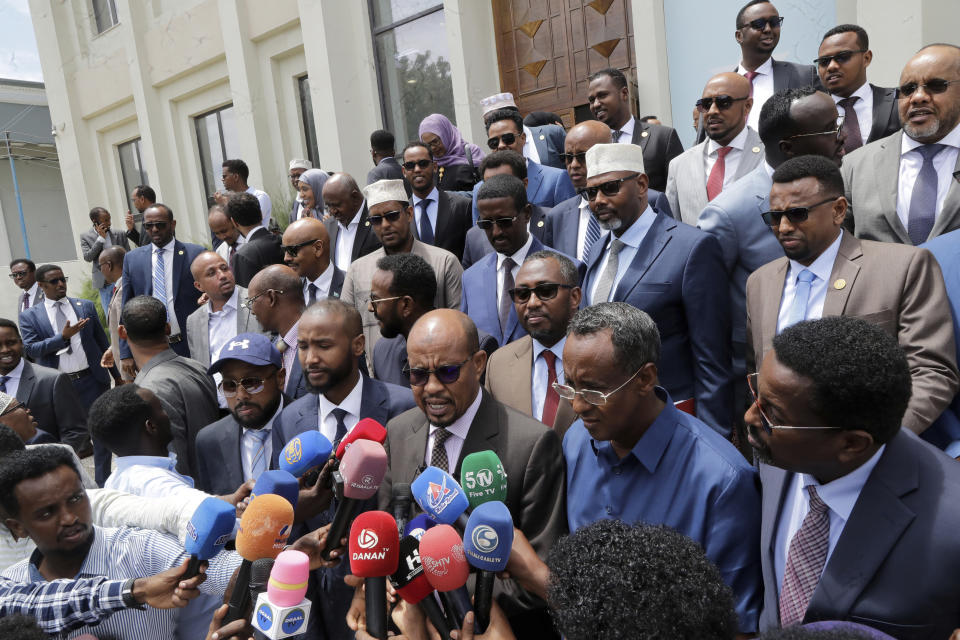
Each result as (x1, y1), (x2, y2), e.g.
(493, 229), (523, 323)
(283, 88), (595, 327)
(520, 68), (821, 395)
(496, 234), (534, 314)
(738, 57), (775, 131)
(215, 233), (246, 262)
(335, 202), (366, 271)
(303, 262), (335, 306)
(704, 125), (751, 188)
(589, 205), (656, 304)
(896, 120), (960, 232)
(317, 375), (364, 443)
(774, 445), (885, 592)
(832, 81), (874, 144)
(531, 337), (566, 421)
(576, 197), (594, 261)
(43, 297), (89, 373)
(612, 116), (636, 144)
(412, 187), (440, 239)
(246, 186), (273, 227)
(208, 288), (240, 364)
(425, 389), (482, 474)
(776, 231), (844, 333)
(150, 239), (180, 336)
(521, 125), (541, 163)
(0, 358), (24, 398)
(241, 400), (283, 481)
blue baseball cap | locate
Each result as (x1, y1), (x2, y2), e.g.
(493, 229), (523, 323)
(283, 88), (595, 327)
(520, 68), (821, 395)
(207, 332), (282, 375)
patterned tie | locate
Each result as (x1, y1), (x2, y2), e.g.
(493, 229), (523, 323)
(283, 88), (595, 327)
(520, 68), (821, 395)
(308, 283), (318, 306)
(612, 130), (624, 143)
(21, 292), (29, 311)
(431, 427), (452, 473)
(592, 238), (625, 304)
(540, 350), (560, 427)
(55, 300), (73, 354)
(153, 247), (167, 307)
(784, 269), (815, 330)
(248, 428), (270, 479)
(499, 257), (516, 335)
(907, 144), (946, 245)
(331, 408), (349, 447)
(0, 376), (8, 392)
(583, 213), (602, 261)
(779, 485), (830, 627)
(706, 146), (733, 201)
(418, 199), (434, 245)
(744, 70), (759, 96)
(837, 96), (863, 153)
(228, 244), (237, 270)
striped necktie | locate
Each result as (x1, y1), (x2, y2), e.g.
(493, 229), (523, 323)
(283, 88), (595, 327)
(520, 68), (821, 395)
(153, 247), (167, 307)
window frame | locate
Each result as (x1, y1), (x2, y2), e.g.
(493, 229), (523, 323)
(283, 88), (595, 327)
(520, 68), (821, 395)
(117, 137), (147, 218)
(91, 0), (119, 35)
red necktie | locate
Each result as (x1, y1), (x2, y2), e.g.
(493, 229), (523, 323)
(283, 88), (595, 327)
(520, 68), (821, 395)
(744, 70), (759, 96)
(21, 292), (29, 310)
(706, 147), (733, 201)
(541, 350), (560, 427)
(229, 244), (236, 270)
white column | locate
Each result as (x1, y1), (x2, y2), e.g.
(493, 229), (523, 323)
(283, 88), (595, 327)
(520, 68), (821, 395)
(630, 0), (673, 126)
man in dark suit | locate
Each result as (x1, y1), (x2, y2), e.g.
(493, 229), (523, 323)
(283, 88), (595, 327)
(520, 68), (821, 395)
(366, 129), (404, 185)
(586, 67), (684, 192)
(323, 173), (381, 273)
(480, 92), (568, 170)
(401, 142), (473, 261)
(817, 25), (899, 154)
(281, 218), (345, 305)
(119, 203), (204, 370)
(124, 184), (156, 247)
(581, 143), (733, 435)
(79, 207), (130, 314)
(10, 259), (43, 316)
(747, 316), (960, 638)
(229, 192), (284, 288)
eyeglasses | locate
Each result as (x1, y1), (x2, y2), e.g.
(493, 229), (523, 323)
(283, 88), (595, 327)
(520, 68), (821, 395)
(242, 289), (282, 309)
(368, 210), (404, 226)
(487, 133), (518, 150)
(0, 401), (25, 417)
(43, 277), (68, 285)
(143, 221), (169, 230)
(783, 116), (844, 141)
(219, 377), (266, 396)
(405, 358), (471, 387)
(896, 79), (960, 98)
(368, 295), (403, 310)
(738, 16), (784, 30)
(476, 216), (518, 230)
(561, 152), (586, 165)
(280, 239), (320, 256)
(552, 367), (643, 406)
(402, 159), (432, 170)
(578, 174), (640, 201)
(761, 196), (838, 227)
(695, 95), (749, 112)
(8, 271), (29, 279)
(814, 49), (868, 67)
(746, 373), (842, 436)
(508, 283), (573, 303)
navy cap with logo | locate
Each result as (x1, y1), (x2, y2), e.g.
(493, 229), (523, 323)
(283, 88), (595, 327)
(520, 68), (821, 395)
(207, 332), (282, 375)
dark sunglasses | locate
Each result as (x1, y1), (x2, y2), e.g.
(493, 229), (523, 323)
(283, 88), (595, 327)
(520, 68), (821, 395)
(896, 79), (960, 98)
(476, 217), (517, 230)
(578, 173), (639, 201)
(8, 271), (29, 279)
(695, 95), (749, 112)
(761, 196), (838, 226)
(814, 49), (867, 67)
(368, 210), (404, 226)
(143, 221), (169, 230)
(280, 238), (319, 256)
(402, 159), (432, 170)
(487, 132), (518, 150)
(219, 377), (266, 396)
(562, 152), (586, 165)
(508, 283), (573, 303)
(404, 358), (471, 387)
(43, 277), (68, 285)
(738, 16), (784, 30)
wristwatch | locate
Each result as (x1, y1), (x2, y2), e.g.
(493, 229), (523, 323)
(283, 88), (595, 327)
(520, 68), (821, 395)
(122, 578), (146, 610)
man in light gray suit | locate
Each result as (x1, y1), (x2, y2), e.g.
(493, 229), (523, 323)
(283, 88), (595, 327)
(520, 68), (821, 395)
(96, 246), (131, 382)
(841, 44), (960, 245)
(666, 73), (764, 225)
(79, 207), (130, 313)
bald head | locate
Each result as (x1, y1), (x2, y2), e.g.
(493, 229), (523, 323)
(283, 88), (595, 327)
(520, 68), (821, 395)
(898, 44), (960, 144)
(700, 72), (753, 145)
(322, 173), (364, 226)
(408, 309), (480, 356)
(567, 121), (613, 147)
(98, 246), (126, 284)
(282, 218), (331, 280)
(208, 204), (241, 247)
(303, 298), (363, 338)
(191, 250), (235, 302)
(190, 250), (225, 280)
(564, 121), (614, 189)
(705, 72), (752, 95)
(246, 264), (303, 333)
(249, 264), (302, 299)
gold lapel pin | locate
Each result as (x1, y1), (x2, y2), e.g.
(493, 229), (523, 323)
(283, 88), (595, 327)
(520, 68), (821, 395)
(752, 146), (761, 153)
(833, 278), (846, 290)
(365, 220), (371, 227)
(641, 131), (649, 138)
(178, 250), (184, 255)
(539, 134), (545, 140)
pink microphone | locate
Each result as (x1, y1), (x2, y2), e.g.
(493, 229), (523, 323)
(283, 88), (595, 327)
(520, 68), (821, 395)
(267, 549), (310, 606)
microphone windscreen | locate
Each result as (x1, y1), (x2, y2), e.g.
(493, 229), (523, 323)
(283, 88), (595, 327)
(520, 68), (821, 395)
(419, 524), (470, 592)
(463, 500), (514, 572)
(250, 558), (275, 591)
(279, 431), (333, 477)
(411, 466), (470, 525)
(335, 418), (387, 459)
(404, 514), (436, 540)
(390, 535), (434, 604)
(349, 511), (400, 578)
(184, 496), (236, 561)
(252, 470), (300, 510)
(236, 494), (295, 561)
(339, 439), (388, 500)
(460, 450), (508, 509)
(267, 549), (310, 607)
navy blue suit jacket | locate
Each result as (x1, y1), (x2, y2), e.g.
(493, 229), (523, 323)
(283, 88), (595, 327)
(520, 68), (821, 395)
(460, 205), (553, 269)
(19, 298), (111, 388)
(581, 211), (733, 434)
(119, 240), (205, 359)
(471, 160), (577, 222)
(529, 124), (566, 170)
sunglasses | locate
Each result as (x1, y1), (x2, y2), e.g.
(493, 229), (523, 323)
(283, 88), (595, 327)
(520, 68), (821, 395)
(402, 159), (432, 170)
(8, 271), (29, 279)
(738, 16), (784, 30)
(487, 132), (518, 150)
(783, 116), (845, 141)
(368, 210), (404, 226)
(814, 49), (867, 67)
(404, 358), (471, 387)
(696, 95), (749, 112)
(476, 216), (518, 230)
(746, 373), (842, 436)
(578, 173), (640, 201)
(508, 283), (573, 304)
(553, 367), (643, 406)
(219, 377), (266, 396)
(896, 79), (960, 98)
(761, 196), (838, 227)
(143, 221), (169, 230)
(368, 295), (402, 310)
(562, 152), (587, 165)
(280, 238), (319, 256)
(43, 277), (68, 285)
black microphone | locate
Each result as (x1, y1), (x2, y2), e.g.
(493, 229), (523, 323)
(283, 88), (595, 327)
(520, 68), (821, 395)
(249, 558), (274, 640)
(391, 483), (412, 536)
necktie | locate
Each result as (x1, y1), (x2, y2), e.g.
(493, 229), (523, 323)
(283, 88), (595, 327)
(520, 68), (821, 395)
(21, 292), (29, 311)
(308, 283), (319, 306)
(779, 485), (830, 627)
(592, 238), (625, 304)
(0, 376), (8, 392)
(153, 247), (167, 307)
(784, 269), (815, 330)
(55, 300), (73, 354)
(228, 244), (236, 270)
(837, 96), (863, 153)
(907, 144), (946, 245)
(248, 428), (270, 479)
(499, 257), (516, 334)
(540, 350), (560, 427)
(331, 407), (349, 447)
(431, 427), (452, 473)
(418, 199), (434, 245)
(612, 130), (624, 143)
(744, 70), (759, 96)
(583, 213), (602, 261)
(706, 146), (733, 201)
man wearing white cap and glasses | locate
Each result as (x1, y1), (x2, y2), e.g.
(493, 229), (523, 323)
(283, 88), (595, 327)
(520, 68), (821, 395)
(579, 143), (734, 436)
(287, 158), (313, 222)
(481, 92), (567, 170)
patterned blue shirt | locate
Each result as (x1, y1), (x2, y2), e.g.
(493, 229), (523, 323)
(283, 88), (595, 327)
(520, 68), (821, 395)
(0, 575), (126, 634)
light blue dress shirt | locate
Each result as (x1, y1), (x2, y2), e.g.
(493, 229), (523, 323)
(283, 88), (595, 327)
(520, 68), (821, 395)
(589, 205), (656, 304)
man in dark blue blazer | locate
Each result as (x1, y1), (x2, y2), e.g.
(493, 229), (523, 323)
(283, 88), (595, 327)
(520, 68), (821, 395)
(119, 203), (204, 371)
(580, 143), (732, 435)
(527, 123), (567, 170)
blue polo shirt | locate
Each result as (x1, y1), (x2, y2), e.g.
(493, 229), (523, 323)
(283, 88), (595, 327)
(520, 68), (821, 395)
(563, 387), (762, 633)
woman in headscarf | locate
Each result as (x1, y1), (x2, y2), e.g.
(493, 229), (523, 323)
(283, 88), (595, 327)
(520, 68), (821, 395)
(418, 113), (485, 192)
(296, 168), (329, 219)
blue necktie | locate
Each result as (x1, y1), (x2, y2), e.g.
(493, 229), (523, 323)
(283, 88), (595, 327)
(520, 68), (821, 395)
(418, 199), (434, 245)
(0, 376), (8, 392)
(153, 247), (167, 307)
(784, 269), (816, 330)
(583, 213), (602, 260)
(248, 428), (269, 479)
(907, 144), (946, 245)
(331, 407), (349, 447)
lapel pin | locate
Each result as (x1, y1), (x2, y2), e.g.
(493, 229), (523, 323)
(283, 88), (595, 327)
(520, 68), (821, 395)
(833, 278), (846, 290)
(537, 220), (544, 227)
(539, 134), (545, 140)
(641, 131), (649, 138)
(365, 221), (370, 227)
(752, 146), (761, 153)
(178, 250), (184, 255)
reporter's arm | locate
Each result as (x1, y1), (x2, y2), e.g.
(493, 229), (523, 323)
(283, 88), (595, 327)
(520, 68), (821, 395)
(206, 603), (254, 640)
(499, 528), (549, 600)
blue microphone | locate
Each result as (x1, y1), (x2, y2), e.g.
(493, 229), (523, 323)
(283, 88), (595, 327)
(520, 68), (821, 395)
(252, 470), (299, 510)
(411, 466), (470, 527)
(403, 514), (437, 540)
(463, 501), (514, 633)
(278, 431), (333, 477)
(183, 497), (237, 578)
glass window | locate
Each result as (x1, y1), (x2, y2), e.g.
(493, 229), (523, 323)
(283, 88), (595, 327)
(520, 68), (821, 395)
(371, 0), (441, 28)
(118, 138), (148, 215)
(297, 76), (320, 168)
(92, 0), (118, 34)
(195, 104), (239, 204)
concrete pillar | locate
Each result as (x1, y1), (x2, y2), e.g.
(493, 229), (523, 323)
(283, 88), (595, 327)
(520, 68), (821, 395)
(630, 0), (673, 126)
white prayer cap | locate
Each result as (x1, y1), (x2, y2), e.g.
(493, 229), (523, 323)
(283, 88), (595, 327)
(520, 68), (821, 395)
(288, 158), (312, 171)
(585, 143), (645, 178)
(0, 391), (14, 416)
(364, 179), (408, 207)
(480, 92), (518, 116)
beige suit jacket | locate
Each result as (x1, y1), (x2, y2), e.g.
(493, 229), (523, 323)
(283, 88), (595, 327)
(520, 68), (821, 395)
(746, 231), (959, 433)
(107, 278), (133, 381)
(484, 335), (577, 438)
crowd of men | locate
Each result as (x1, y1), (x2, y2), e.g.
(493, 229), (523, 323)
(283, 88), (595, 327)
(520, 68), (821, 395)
(2, 1), (960, 638)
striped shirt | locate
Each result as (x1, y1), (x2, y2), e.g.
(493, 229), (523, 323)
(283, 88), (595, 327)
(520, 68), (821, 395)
(0, 575), (126, 634)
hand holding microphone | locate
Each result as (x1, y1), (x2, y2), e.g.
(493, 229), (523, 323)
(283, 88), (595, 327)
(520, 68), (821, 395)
(349, 511), (400, 640)
(279, 430), (333, 490)
(390, 534), (453, 640)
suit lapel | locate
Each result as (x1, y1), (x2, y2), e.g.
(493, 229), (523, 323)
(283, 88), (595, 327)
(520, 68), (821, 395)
(931, 150), (960, 237)
(868, 84), (892, 142)
(353, 206), (374, 261)
(221, 420), (246, 489)
(359, 377), (392, 427)
(16, 361), (37, 404)
(454, 392), (501, 478)
(172, 241), (187, 295)
(613, 213), (671, 300)
(874, 132), (910, 243)
(736, 129), (764, 179)
(759, 464), (791, 597)
(771, 60), (785, 92)
(760, 260), (789, 356)
(631, 122), (651, 151)
(530, 207), (548, 243)
(479, 253), (504, 343)
(526, 161), (545, 205)
(581, 229), (610, 305)
(434, 191), (452, 244)
(235, 287), (250, 333)
(822, 233), (862, 317)
(504, 337), (534, 415)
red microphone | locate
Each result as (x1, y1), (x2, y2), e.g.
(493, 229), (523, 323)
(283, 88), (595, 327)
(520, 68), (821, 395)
(334, 418), (387, 460)
(321, 439), (388, 560)
(350, 511), (400, 640)
(419, 524), (473, 629)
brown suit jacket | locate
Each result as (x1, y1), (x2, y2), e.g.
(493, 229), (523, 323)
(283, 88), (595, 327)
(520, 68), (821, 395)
(483, 335), (577, 438)
(746, 231), (959, 433)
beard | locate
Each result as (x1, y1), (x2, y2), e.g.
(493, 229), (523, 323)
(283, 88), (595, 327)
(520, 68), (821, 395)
(598, 217), (622, 232)
(304, 359), (355, 395)
(231, 394), (281, 429)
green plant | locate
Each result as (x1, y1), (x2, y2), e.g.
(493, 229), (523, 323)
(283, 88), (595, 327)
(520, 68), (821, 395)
(76, 275), (108, 333)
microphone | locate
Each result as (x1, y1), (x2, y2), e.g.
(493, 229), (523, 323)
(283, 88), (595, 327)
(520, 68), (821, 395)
(411, 466), (470, 529)
(252, 549), (312, 639)
(463, 501), (514, 632)
(321, 439), (388, 560)
(391, 483), (412, 536)
(224, 494), (295, 625)
(390, 534), (453, 640)
(460, 450), (508, 509)
(249, 557), (275, 639)
(419, 524), (473, 629)
(349, 511), (400, 640)
(404, 514), (436, 540)
(183, 496), (237, 579)
(252, 470), (300, 510)
(278, 431), (333, 478)
(333, 418), (387, 461)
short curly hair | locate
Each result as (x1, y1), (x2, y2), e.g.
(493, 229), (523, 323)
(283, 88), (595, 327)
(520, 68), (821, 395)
(0, 614), (47, 639)
(772, 316), (911, 443)
(0, 446), (80, 517)
(546, 520), (737, 640)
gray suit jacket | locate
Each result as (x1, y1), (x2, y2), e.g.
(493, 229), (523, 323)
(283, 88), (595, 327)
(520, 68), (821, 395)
(185, 286), (263, 368)
(193, 413), (249, 496)
(842, 130), (960, 244)
(15, 360), (89, 451)
(366, 156), (405, 185)
(80, 228), (130, 289)
(665, 127), (764, 225)
(106, 278), (132, 381)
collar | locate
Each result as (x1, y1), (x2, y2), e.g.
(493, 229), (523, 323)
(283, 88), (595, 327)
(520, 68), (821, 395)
(496, 233), (534, 270)
(617, 115), (636, 139)
(589, 386), (676, 472)
(429, 388), (482, 437)
(831, 81), (872, 105)
(342, 202), (366, 229)
(579, 196), (591, 210)
(245, 186), (260, 195)
(153, 238), (176, 253)
(209, 287), (239, 314)
(282, 321), (300, 348)
(247, 397), (284, 434)
(413, 187), (440, 206)
(3, 358), (25, 381)
(787, 229), (844, 283)
(307, 262), (335, 291)
(532, 336), (566, 362)
(763, 161), (776, 178)
(43, 296), (70, 311)
(615, 205), (656, 248)
(26, 282), (39, 298)
(800, 443), (886, 522)
(28, 524), (110, 580)
(738, 57), (774, 75)
(318, 374), (364, 421)
(243, 225), (265, 239)
(902, 119), (960, 152)
(707, 124), (750, 154)
(114, 453), (179, 473)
